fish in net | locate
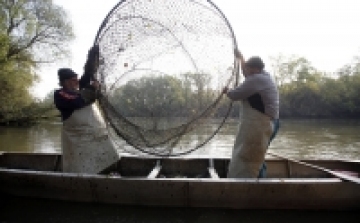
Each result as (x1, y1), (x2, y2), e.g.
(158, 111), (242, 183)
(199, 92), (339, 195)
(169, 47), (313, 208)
(93, 0), (239, 156)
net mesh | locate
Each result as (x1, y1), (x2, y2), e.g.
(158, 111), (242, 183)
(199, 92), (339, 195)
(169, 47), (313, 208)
(94, 0), (238, 156)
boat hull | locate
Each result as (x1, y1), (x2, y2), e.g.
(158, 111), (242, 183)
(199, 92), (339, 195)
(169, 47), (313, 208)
(0, 153), (359, 210)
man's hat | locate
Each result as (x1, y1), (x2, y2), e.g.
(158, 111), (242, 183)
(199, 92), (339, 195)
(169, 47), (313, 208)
(245, 56), (265, 70)
(58, 68), (78, 81)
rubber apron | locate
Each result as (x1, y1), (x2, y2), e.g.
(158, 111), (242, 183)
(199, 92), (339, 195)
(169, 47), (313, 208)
(61, 104), (120, 174)
(227, 101), (273, 178)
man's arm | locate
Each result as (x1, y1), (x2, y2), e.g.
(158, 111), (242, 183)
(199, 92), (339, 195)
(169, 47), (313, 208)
(226, 76), (260, 101)
(79, 45), (100, 89)
(221, 49), (250, 96)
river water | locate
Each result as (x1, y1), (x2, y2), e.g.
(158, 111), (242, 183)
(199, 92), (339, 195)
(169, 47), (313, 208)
(1, 118), (359, 160)
(1, 119), (360, 223)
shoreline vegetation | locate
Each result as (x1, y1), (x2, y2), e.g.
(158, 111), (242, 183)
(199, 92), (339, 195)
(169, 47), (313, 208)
(2, 53), (360, 126)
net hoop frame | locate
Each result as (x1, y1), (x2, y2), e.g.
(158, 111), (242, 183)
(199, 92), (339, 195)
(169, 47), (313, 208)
(92, 0), (240, 157)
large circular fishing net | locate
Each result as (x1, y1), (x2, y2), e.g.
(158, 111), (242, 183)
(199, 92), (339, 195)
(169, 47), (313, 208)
(94, 0), (239, 156)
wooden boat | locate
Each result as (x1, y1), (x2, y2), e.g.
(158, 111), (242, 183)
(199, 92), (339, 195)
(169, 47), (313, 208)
(0, 152), (359, 210)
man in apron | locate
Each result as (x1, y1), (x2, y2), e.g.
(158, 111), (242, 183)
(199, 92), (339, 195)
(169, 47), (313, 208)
(224, 49), (279, 178)
(54, 46), (120, 174)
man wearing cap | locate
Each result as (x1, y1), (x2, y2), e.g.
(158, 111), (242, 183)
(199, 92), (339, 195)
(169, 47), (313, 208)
(223, 49), (279, 178)
(54, 46), (120, 174)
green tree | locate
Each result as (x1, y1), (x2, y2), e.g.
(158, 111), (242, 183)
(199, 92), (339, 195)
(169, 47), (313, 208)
(271, 53), (360, 118)
(271, 55), (327, 118)
(0, 0), (74, 124)
(331, 59), (360, 117)
(113, 75), (186, 118)
(271, 55), (321, 88)
(0, 0), (74, 63)
(181, 72), (214, 113)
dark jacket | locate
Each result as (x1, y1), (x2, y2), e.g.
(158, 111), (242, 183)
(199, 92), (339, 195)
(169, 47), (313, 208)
(54, 71), (95, 121)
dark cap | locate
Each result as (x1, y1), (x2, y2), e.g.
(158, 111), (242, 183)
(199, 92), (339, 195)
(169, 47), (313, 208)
(58, 68), (77, 81)
(245, 56), (265, 70)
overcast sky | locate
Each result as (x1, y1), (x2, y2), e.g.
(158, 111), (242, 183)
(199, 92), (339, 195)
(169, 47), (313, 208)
(32, 0), (360, 98)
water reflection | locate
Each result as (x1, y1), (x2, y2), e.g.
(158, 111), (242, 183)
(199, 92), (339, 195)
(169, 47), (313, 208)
(0, 119), (359, 160)
(271, 119), (360, 160)
(0, 121), (62, 153)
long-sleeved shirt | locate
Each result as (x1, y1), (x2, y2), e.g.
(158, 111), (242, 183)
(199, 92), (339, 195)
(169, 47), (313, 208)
(54, 72), (93, 121)
(227, 71), (279, 119)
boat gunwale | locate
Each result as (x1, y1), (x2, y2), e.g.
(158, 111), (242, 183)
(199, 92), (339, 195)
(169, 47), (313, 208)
(0, 151), (359, 163)
(1, 152), (359, 182)
(0, 167), (348, 184)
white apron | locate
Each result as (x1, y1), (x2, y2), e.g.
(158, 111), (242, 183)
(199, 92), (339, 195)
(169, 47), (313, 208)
(227, 101), (273, 178)
(61, 104), (120, 174)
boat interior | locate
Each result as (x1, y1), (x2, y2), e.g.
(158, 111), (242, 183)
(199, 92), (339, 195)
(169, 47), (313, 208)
(0, 152), (359, 179)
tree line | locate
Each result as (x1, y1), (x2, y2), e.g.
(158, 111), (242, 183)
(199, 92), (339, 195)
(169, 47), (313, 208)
(272, 55), (360, 118)
(105, 54), (360, 119)
(109, 73), (223, 118)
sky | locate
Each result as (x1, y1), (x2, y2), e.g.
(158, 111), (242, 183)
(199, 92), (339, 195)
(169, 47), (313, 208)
(32, 0), (360, 98)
